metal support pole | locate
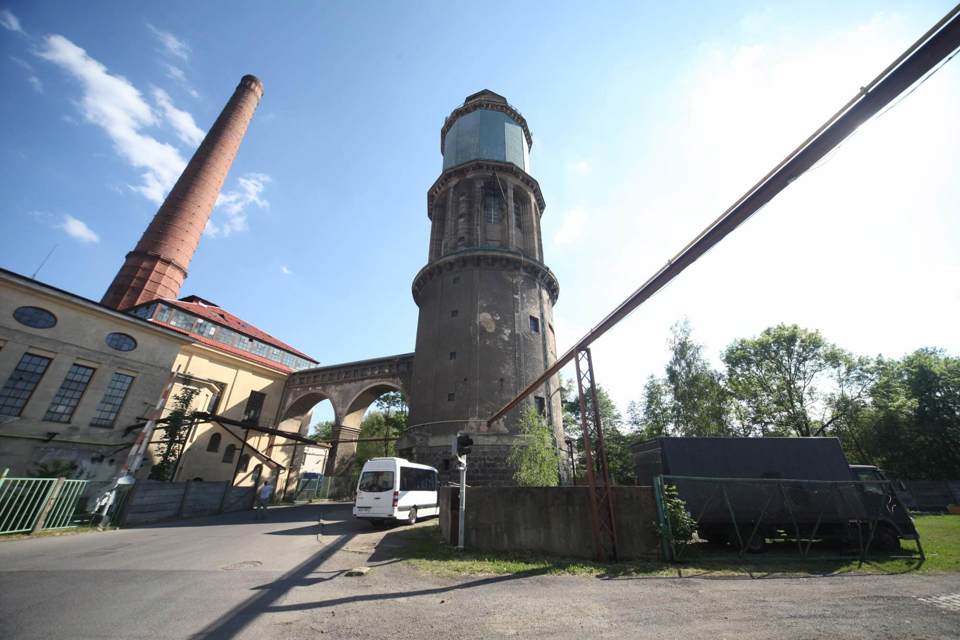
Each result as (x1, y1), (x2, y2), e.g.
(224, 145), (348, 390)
(457, 455), (467, 550)
(574, 348), (617, 562)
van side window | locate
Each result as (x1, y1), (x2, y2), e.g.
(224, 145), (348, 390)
(401, 467), (438, 491)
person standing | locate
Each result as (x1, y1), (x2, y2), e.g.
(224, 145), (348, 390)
(255, 479), (274, 519)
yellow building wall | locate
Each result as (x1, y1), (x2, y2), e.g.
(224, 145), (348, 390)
(0, 275), (188, 479)
(141, 341), (303, 492)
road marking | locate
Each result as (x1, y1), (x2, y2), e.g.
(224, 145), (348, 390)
(918, 593), (960, 613)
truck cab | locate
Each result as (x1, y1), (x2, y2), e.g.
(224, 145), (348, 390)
(848, 464), (919, 548)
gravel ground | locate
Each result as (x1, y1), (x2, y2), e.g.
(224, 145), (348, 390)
(1, 503), (957, 639)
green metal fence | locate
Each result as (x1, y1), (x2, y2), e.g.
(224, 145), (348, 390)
(0, 471), (89, 535)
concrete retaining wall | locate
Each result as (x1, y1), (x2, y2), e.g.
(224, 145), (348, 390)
(440, 486), (660, 560)
(121, 481), (254, 525)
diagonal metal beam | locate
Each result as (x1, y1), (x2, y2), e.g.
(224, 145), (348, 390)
(487, 5), (960, 428)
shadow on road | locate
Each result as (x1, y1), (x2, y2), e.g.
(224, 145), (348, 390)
(189, 527), (356, 639)
(188, 503), (456, 639)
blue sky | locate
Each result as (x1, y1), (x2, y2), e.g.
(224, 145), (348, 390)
(2, 1), (958, 421)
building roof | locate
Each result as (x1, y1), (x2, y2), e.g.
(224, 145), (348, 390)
(0, 267), (191, 344)
(134, 295), (317, 373)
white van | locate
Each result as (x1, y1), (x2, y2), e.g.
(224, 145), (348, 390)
(353, 457), (439, 526)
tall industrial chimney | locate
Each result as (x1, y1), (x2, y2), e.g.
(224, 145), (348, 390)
(101, 74), (264, 310)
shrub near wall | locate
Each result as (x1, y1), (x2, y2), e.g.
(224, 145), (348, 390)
(440, 486), (660, 560)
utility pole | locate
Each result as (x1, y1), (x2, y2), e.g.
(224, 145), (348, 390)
(454, 433), (473, 550)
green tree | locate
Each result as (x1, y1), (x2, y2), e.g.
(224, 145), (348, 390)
(665, 320), (730, 436)
(348, 392), (408, 485)
(508, 407), (561, 486)
(850, 349), (960, 478)
(563, 384), (635, 484)
(149, 384), (200, 481)
(309, 420), (334, 441)
(722, 324), (872, 437)
(631, 375), (673, 438)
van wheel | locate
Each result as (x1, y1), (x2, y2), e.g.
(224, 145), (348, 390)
(407, 507), (417, 526)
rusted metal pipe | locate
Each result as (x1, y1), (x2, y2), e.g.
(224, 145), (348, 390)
(487, 5), (960, 428)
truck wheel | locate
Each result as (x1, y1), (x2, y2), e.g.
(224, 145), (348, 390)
(872, 525), (900, 552)
(407, 507), (418, 526)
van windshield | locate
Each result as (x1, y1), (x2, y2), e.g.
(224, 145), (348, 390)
(358, 471), (394, 493)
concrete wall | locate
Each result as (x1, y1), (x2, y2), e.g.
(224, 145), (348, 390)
(440, 486), (660, 560)
(120, 480), (255, 525)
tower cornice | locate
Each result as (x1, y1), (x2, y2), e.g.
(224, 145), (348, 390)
(411, 248), (560, 306)
(440, 97), (533, 153)
(427, 159), (546, 219)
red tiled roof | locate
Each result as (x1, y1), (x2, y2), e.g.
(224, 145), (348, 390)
(132, 296), (318, 372)
(165, 297), (315, 361)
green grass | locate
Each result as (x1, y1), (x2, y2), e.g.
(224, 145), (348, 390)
(400, 514), (960, 578)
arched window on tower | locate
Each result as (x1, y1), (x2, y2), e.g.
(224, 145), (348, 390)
(456, 191), (469, 248)
(222, 444), (236, 464)
(206, 432), (221, 452)
(513, 188), (525, 231)
(238, 453), (250, 473)
(483, 184), (502, 225)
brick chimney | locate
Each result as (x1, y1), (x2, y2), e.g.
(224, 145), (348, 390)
(101, 75), (264, 310)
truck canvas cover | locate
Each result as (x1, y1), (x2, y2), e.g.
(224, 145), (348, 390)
(634, 437), (869, 525)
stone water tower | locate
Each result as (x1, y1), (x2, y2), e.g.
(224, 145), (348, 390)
(401, 90), (568, 485)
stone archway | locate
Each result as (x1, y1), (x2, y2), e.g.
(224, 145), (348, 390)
(279, 353), (414, 478)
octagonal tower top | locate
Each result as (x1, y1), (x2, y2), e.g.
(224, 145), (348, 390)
(440, 89), (532, 173)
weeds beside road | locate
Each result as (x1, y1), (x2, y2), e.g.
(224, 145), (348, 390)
(400, 514), (960, 578)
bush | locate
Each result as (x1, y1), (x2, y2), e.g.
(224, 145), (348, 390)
(656, 483), (696, 546)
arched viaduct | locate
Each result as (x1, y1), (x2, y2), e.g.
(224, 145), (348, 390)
(278, 353), (414, 476)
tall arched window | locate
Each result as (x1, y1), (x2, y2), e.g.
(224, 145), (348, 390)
(483, 188), (502, 225)
(238, 453), (250, 473)
(206, 432), (221, 452)
(513, 188), (525, 231)
(222, 444), (236, 464)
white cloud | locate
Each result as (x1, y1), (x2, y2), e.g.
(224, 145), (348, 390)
(147, 24), (190, 60)
(164, 64), (186, 82)
(58, 214), (100, 243)
(36, 34), (188, 204)
(571, 159), (591, 175)
(553, 208), (587, 245)
(0, 8), (23, 33)
(281, 265), (292, 276)
(152, 87), (204, 146)
(163, 63), (200, 99)
(206, 173), (271, 237)
(10, 56), (42, 92)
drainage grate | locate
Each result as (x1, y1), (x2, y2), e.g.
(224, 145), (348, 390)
(918, 593), (960, 613)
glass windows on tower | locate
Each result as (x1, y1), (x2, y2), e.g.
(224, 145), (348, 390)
(483, 189), (502, 225)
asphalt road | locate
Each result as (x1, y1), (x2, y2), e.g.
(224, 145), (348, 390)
(1, 503), (958, 639)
